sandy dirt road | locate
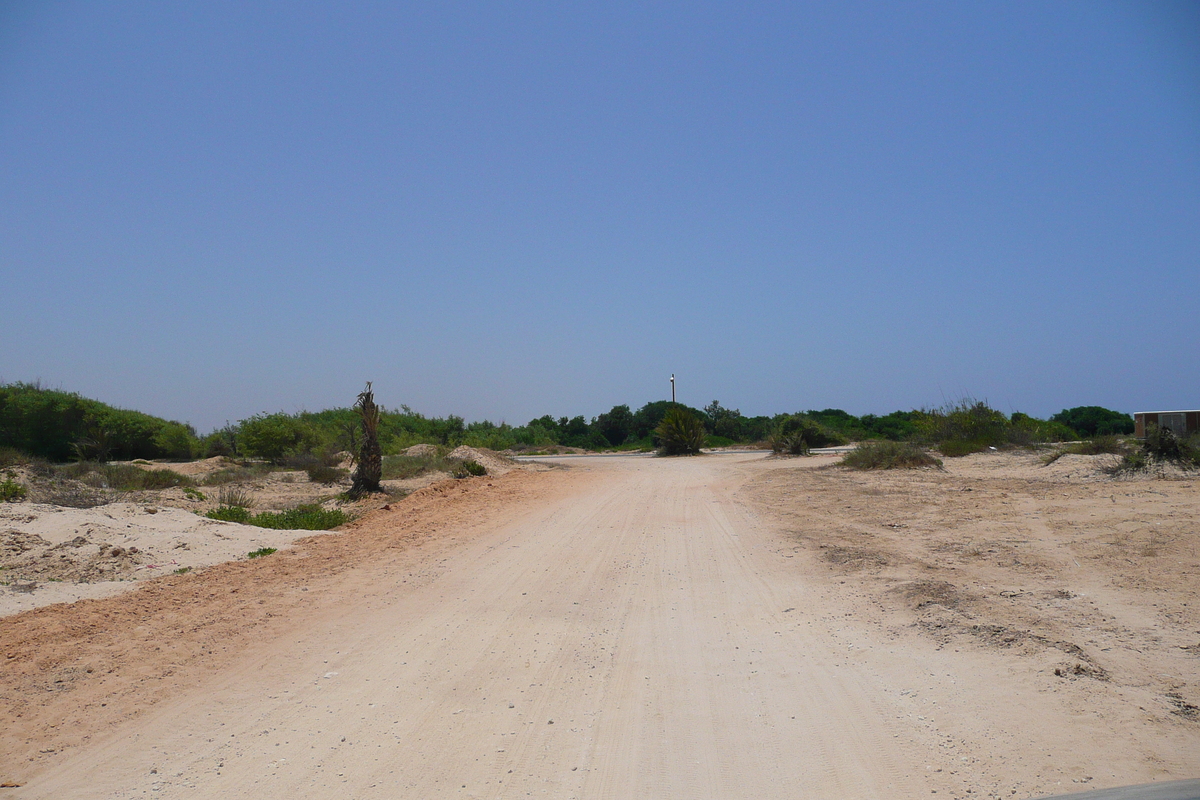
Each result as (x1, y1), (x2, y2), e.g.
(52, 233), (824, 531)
(4, 453), (1197, 798)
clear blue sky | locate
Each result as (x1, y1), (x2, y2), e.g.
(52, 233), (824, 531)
(2, 2), (1197, 433)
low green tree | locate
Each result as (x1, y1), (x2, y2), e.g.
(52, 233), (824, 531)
(769, 414), (846, 454)
(1051, 406), (1134, 437)
(237, 413), (319, 463)
(859, 411), (918, 441)
(655, 408), (706, 455)
(704, 400), (745, 440)
(595, 404), (635, 446)
(1009, 412), (1077, 444)
(349, 382), (383, 499)
(153, 421), (197, 460)
(805, 408), (869, 440)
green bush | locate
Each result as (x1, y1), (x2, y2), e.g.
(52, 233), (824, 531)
(804, 408), (871, 441)
(216, 485), (254, 508)
(279, 450), (339, 469)
(635, 402), (707, 444)
(1143, 424), (1199, 466)
(200, 426), (238, 458)
(206, 505), (252, 523)
(594, 404), (636, 447)
(382, 453), (454, 480)
(248, 505), (349, 530)
(1104, 426), (1198, 474)
(0, 383), (199, 462)
(919, 402), (1085, 453)
(770, 429), (808, 455)
(53, 462), (193, 491)
(769, 415), (845, 455)
(201, 465), (272, 486)
(1, 472), (27, 502)
(841, 441), (943, 470)
(0, 447), (28, 468)
(138, 468), (193, 490)
(858, 411), (919, 441)
(248, 547), (277, 558)
(55, 462), (104, 483)
(307, 464), (347, 484)
(153, 422), (197, 460)
(237, 413), (321, 463)
(1051, 406), (1134, 437)
(452, 459), (487, 478)
(1106, 450), (1149, 475)
(212, 400), (917, 454)
(703, 400), (746, 440)
(1008, 412), (1078, 445)
(1040, 421), (1080, 442)
(206, 503), (348, 530)
(937, 439), (991, 458)
(655, 408), (706, 455)
(915, 400), (1009, 449)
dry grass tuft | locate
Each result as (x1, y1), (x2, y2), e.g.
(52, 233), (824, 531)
(841, 440), (942, 470)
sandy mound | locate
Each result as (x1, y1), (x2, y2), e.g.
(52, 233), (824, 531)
(446, 445), (518, 475)
(126, 456), (235, 476)
(1036, 452), (1115, 482)
(404, 444), (440, 458)
(0, 502), (330, 617)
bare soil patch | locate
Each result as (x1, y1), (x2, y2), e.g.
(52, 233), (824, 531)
(742, 450), (1200, 762)
(445, 445), (522, 475)
(0, 466), (570, 781)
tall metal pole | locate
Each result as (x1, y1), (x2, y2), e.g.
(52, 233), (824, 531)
(670, 374), (675, 404)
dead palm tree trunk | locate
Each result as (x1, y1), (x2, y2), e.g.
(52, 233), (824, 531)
(349, 382), (382, 498)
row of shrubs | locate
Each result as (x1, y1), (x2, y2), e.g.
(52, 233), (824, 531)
(226, 400), (1124, 458)
(654, 406), (947, 468)
(206, 503), (350, 530)
(657, 398), (1120, 460)
(0, 448), (487, 507)
(0, 383), (197, 462)
(0, 458), (349, 493)
(0, 458), (356, 527)
(3, 382), (1138, 465)
(1107, 425), (1200, 473)
(655, 399), (1179, 477)
(826, 420), (1195, 473)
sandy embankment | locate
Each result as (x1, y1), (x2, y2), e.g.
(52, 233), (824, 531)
(0, 446), (526, 617)
(0, 503), (326, 616)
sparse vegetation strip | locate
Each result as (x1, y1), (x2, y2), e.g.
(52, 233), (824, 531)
(769, 415), (845, 455)
(0, 472), (26, 502)
(452, 460), (487, 478)
(205, 503), (350, 530)
(840, 440), (943, 470)
(1107, 424), (1200, 474)
(1042, 435), (1128, 465)
(3, 382), (1139, 464)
